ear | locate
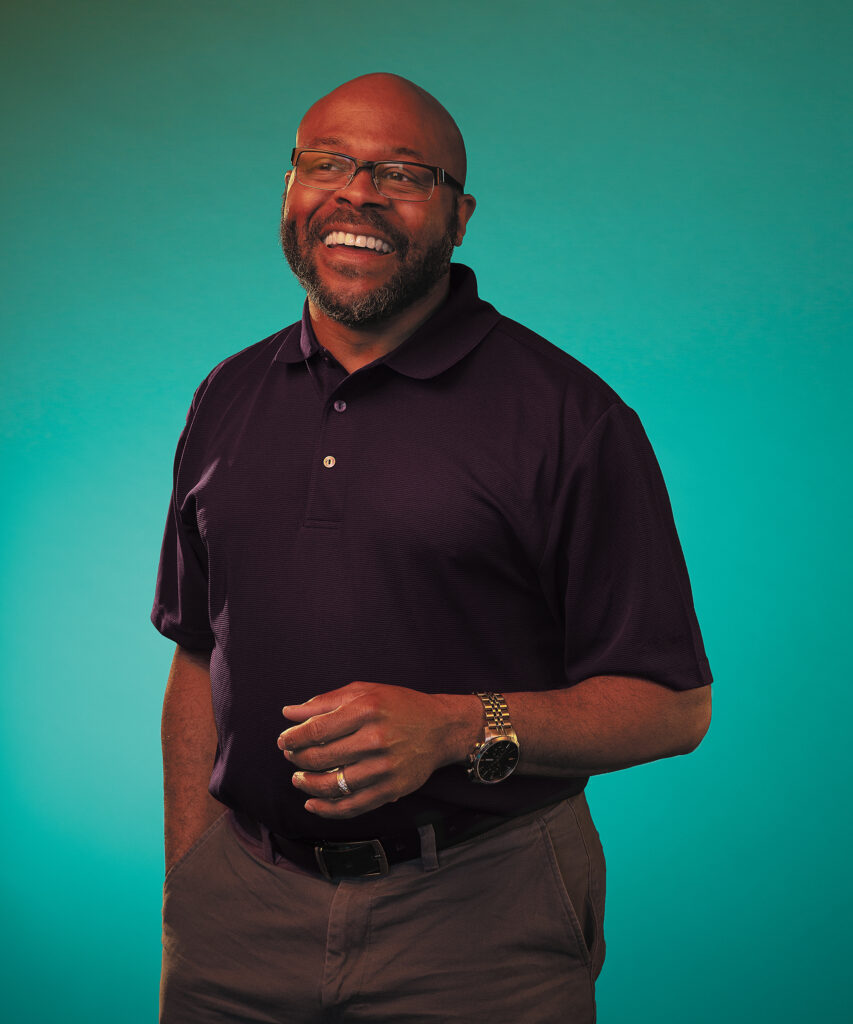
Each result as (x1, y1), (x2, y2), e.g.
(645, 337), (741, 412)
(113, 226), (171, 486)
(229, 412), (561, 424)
(453, 194), (477, 247)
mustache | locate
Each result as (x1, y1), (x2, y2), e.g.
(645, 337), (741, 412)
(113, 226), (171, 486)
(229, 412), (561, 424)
(306, 211), (410, 257)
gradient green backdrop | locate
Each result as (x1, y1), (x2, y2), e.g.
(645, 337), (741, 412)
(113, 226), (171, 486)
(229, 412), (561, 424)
(2, 1), (850, 1020)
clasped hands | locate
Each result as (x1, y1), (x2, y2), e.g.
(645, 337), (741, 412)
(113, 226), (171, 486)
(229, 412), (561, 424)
(277, 681), (481, 819)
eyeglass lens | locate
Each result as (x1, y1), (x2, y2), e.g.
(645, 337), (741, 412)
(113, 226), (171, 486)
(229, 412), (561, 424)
(296, 152), (434, 200)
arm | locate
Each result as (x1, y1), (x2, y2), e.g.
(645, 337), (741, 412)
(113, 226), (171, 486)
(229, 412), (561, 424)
(161, 645), (225, 873)
(508, 675), (711, 777)
(278, 675), (712, 819)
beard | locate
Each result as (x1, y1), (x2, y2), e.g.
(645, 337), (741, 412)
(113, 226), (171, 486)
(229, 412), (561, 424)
(280, 204), (458, 328)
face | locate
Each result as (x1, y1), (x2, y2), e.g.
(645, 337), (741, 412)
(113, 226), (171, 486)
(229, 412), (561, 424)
(280, 86), (475, 328)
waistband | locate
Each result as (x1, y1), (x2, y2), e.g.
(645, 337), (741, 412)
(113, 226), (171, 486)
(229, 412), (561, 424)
(231, 807), (511, 881)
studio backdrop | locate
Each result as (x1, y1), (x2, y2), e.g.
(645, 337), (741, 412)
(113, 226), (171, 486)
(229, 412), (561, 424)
(1, 1), (850, 1021)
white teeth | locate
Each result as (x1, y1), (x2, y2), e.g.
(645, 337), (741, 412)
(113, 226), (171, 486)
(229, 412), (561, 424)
(322, 231), (393, 253)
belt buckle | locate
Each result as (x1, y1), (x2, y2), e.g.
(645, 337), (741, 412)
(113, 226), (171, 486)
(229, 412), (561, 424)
(314, 839), (390, 880)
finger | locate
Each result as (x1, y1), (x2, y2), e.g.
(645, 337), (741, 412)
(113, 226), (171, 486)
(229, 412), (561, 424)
(280, 734), (369, 772)
(281, 682), (364, 722)
(302, 787), (396, 820)
(279, 700), (368, 752)
(291, 761), (382, 801)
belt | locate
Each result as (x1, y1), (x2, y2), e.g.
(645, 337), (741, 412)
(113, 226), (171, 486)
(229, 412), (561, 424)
(232, 808), (508, 881)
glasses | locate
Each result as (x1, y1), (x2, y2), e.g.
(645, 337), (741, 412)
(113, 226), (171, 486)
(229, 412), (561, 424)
(290, 148), (464, 202)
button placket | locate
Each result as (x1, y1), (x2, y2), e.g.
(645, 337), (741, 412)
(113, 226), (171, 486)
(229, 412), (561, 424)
(303, 391), (352, 526)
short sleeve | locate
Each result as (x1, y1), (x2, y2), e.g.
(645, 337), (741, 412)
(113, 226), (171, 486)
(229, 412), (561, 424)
(538, 402), (712, 691)
(151, 389), (216, 651)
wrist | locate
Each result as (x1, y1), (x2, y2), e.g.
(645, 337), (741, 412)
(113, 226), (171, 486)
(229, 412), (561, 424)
(434, 693), (485, 768)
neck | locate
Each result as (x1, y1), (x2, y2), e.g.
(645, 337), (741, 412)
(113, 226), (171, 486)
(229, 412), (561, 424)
(308, 274), (450, 374)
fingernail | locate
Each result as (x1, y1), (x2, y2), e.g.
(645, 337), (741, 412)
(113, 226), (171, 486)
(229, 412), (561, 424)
(292, 772), (305, 787)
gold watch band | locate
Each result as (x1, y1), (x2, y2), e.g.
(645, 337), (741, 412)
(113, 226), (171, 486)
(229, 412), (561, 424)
(476, 691), (513, 737)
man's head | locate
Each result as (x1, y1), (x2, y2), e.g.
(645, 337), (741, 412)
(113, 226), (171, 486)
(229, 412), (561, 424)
(280, 73), (476, 328)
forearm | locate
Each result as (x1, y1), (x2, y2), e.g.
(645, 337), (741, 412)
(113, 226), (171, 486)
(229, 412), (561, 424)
(440, 676), (711, 778)
(161, 645), (225, 873)
(503, 676), (712, 777)
(278, 675), (711, 819)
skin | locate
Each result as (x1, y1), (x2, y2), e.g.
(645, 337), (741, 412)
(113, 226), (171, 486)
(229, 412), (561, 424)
(163, 75), (712, 858)
(162, 647), (224, 871)
(280, 73), (476, 373)
(278, 680), (711, 820)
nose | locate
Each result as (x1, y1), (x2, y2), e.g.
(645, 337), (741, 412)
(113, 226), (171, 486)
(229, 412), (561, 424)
(337, 164), (389, 206)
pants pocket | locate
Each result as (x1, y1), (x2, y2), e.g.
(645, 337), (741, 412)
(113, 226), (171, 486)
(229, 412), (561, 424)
(163, 812), (228, 891)
(538, 798), (606, 973)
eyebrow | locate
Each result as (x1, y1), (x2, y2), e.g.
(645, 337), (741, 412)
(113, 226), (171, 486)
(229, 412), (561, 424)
(389, 146), (428, 161)
(300, 137), (430, 163)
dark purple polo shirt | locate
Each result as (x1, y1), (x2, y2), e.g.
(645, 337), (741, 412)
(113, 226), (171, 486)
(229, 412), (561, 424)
(152, 264), (711, 840)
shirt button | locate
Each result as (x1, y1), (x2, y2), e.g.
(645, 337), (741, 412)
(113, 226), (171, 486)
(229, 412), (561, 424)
(323, 455), (336, 468)
(333, 400), (347, 413)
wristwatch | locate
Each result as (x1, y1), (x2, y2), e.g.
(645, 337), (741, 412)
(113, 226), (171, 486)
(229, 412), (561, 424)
(467, 692), (520, 784)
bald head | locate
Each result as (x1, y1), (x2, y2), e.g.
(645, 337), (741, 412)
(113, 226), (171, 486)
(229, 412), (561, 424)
(295, 73), (468, 187)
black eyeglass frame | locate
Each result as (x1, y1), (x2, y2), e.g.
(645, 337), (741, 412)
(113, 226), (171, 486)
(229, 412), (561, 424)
(290, 148), (465, 201)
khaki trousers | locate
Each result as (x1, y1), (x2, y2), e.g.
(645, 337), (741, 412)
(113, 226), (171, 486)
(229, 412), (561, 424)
(161, 793), (606, 1023)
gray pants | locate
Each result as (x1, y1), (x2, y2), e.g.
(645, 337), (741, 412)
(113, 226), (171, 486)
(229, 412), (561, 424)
(161, 793), (606, 1022)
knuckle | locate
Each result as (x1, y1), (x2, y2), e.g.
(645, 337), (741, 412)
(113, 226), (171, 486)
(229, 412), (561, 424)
(359, 694), (382, 718)
(303, 719), (326, 744)
(364, 726), (387, 752)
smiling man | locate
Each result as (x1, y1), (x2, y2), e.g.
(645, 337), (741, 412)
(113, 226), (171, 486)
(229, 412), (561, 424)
(280, 75), (475, 363)
(153, 73), (712, 1023)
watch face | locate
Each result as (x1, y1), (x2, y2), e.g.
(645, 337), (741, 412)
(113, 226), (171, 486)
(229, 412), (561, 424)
(477, 738), (520, 783)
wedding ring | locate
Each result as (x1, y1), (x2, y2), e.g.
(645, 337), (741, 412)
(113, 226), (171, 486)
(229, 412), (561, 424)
(336, 768), (352, 796)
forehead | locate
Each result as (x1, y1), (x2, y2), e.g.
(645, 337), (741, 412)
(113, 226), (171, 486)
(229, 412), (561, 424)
(296, 93), (450, 167)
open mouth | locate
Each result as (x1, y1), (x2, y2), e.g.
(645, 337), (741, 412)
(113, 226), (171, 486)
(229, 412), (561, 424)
(322, 231), (395, 254)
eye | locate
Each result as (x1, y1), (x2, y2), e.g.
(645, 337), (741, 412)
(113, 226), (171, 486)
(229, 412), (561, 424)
(376, 164), (433, 191)
(301, 154), (351, 176)
(383, 168), (416, 184)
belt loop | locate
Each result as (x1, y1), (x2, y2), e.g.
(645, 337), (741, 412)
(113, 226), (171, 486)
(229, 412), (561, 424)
(418, 824), (440, 872)
(259, 823), (276, 864)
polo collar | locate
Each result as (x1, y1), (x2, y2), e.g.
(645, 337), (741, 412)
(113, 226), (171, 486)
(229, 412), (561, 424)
(273, 264), (500, 379)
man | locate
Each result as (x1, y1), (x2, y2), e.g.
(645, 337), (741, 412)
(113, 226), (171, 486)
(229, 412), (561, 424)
(153, 72), (712, 1023)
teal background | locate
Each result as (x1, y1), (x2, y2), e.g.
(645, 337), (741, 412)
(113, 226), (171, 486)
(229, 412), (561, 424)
(2, 0), (850, 1020)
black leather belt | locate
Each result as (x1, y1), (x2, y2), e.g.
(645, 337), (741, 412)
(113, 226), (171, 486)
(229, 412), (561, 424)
(232, 808), (508, 881)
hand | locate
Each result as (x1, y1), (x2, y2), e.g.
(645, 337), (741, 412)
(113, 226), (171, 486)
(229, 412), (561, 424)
(277, 681), (482, 819)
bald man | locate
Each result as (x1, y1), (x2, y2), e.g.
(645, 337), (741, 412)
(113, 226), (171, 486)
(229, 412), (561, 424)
(153, 73), (712, 1023)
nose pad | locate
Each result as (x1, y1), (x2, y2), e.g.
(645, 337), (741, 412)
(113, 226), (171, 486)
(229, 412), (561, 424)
(339, 164), (385, 203)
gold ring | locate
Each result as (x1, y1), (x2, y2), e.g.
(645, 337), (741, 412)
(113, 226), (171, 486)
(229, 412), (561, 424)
(336, 768), (352, 796)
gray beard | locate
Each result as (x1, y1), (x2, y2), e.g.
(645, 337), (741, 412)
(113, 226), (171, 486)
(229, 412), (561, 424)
(280, 210), (457, 328)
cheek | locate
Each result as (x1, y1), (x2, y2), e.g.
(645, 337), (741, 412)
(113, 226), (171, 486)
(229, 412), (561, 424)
(399, 211), (448, 250)
(285, 193), (339, 239)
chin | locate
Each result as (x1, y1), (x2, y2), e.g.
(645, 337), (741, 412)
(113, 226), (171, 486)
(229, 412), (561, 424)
(282, 218), (454, 328)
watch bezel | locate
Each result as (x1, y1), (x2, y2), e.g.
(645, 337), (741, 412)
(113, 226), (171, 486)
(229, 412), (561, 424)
(473, 735), (520, 783)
